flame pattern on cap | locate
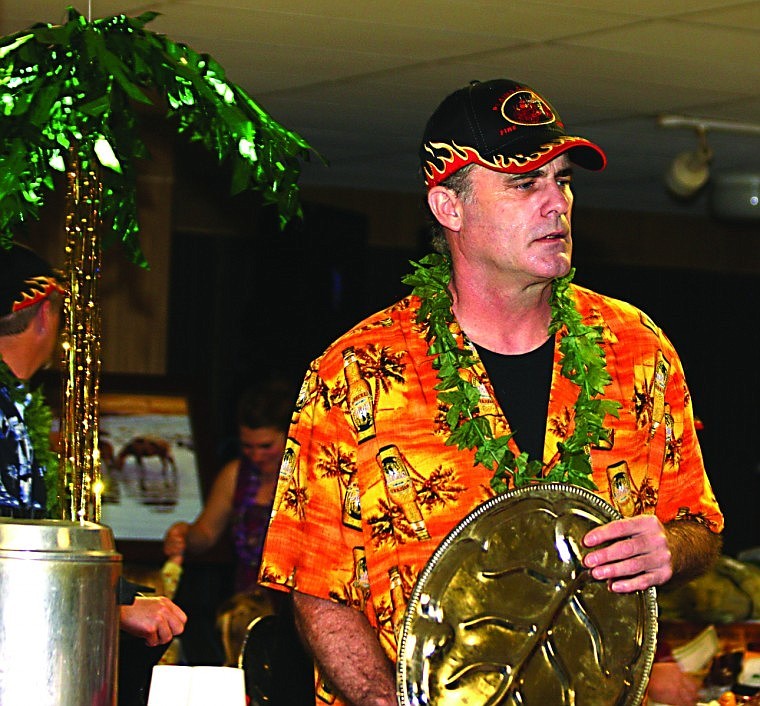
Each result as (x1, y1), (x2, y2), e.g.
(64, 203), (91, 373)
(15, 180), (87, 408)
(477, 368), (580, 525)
(12, 276), (63, 313)
(422, 135), (599, 188)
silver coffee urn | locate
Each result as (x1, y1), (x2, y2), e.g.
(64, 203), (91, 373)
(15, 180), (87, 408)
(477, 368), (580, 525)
(0, 518), (121, 706)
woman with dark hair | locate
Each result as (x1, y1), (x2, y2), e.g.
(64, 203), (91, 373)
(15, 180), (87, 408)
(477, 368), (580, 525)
(163, 379), (292, 594)
(164, 379), (313, 704)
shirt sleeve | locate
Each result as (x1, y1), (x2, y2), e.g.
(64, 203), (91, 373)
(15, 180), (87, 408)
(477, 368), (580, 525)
(654, 332), (723, 532)
(259, 360), (360, 605)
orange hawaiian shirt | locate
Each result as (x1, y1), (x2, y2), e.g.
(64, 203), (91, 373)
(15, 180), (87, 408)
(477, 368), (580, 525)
(259, 285), (723, 704)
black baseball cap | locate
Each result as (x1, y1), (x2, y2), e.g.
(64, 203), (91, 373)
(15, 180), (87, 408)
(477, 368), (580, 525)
(420, 79), (606, 188)
(0, 243), (64, 317)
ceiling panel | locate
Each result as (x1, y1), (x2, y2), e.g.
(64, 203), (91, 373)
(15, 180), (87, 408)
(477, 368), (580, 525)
(680, 4), (760, 30)
(563, 22), (759, 92)
(0, 0), (757, 218)
(532, 0), (755, 17)
(148, 6), (526, 57)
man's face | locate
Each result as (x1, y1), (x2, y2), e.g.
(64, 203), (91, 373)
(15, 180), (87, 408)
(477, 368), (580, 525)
(450, 155), (574, 286)
(239, 425), (287, 477)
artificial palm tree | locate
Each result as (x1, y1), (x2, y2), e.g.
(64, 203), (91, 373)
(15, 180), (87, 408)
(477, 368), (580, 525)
(0, 7), (314, 519)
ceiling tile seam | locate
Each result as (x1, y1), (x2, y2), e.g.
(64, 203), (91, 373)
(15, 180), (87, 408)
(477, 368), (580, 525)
(670, 17), (760, 36)
(664, 0), (760, 23)
(253, 25), (666, 100)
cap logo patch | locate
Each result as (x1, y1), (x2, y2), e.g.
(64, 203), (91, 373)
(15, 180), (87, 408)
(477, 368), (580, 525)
(501, 90), (555, 127)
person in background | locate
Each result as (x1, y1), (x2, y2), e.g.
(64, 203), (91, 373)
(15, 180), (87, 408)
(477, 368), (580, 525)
(0, 244), (62, 517)
(163, 379), (292, 598)
(164, 379), (314, 704)
(0, 242), (186, 704)
(258, 78), (723, 706)
(649, 648), (701, 705)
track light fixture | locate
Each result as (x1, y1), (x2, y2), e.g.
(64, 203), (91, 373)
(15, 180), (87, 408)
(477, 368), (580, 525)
(658, 115), (760, 136)
(664, 126), (712, 199)
(658, 114), (760, 206)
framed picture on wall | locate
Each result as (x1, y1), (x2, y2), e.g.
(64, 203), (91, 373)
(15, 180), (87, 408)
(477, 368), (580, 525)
(44, 373), (215, 562)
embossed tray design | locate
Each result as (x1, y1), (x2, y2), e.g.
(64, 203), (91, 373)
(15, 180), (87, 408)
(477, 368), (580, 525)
(397, 483), (658, 706)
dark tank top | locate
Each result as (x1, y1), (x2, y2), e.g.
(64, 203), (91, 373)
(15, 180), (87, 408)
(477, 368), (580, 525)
(231, 456), (273, 592)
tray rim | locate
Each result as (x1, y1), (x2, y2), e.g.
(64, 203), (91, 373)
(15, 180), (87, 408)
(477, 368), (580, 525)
(396, 482), (659, 706)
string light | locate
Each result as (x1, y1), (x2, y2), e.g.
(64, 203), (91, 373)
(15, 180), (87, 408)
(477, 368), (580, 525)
(60, 148), (103, 523)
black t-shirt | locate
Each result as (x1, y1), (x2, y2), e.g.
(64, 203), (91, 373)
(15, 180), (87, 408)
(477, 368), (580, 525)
(473, 336), (554, 461)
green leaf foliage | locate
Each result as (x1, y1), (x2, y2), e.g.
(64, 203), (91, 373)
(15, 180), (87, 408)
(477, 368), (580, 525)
(404, 254), (621, 492)
(0, 6), (315, 263)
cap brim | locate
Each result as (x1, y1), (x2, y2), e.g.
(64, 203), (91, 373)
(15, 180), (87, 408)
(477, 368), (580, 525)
(491, 136), (607, 175)
(423, 135), (606, 187)
(11, 276), (65, 313)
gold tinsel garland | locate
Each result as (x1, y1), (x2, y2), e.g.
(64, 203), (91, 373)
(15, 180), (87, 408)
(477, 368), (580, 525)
(58, 150), (103, 522)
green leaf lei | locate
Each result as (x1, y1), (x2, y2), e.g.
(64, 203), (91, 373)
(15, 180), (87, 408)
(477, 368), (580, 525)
(402, 253), (620, 494)
(0, 355), (59, 517)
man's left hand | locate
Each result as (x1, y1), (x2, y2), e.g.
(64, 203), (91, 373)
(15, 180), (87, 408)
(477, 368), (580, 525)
(582, 514), (672, 592)
(120, 596), (187, 647)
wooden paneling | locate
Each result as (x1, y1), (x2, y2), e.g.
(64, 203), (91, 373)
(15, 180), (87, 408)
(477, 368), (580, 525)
(24, 116), (174, 375)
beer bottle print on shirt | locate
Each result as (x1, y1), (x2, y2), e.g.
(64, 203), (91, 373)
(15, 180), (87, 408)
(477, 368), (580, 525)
(388, 565), (407, 638)
(606, 460), (636, 517)
(377, 444), (431, 540)
(342, 347), (376, 443)
(271, 437), (300, 518)
(648, 350), (670, 439)
(342, 477), (362, 530)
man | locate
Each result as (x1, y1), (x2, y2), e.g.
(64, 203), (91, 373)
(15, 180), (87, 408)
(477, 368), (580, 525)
(0, 244), (62, 516)
(0, 243), (186, 670)
(259, 79), (723, 706)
